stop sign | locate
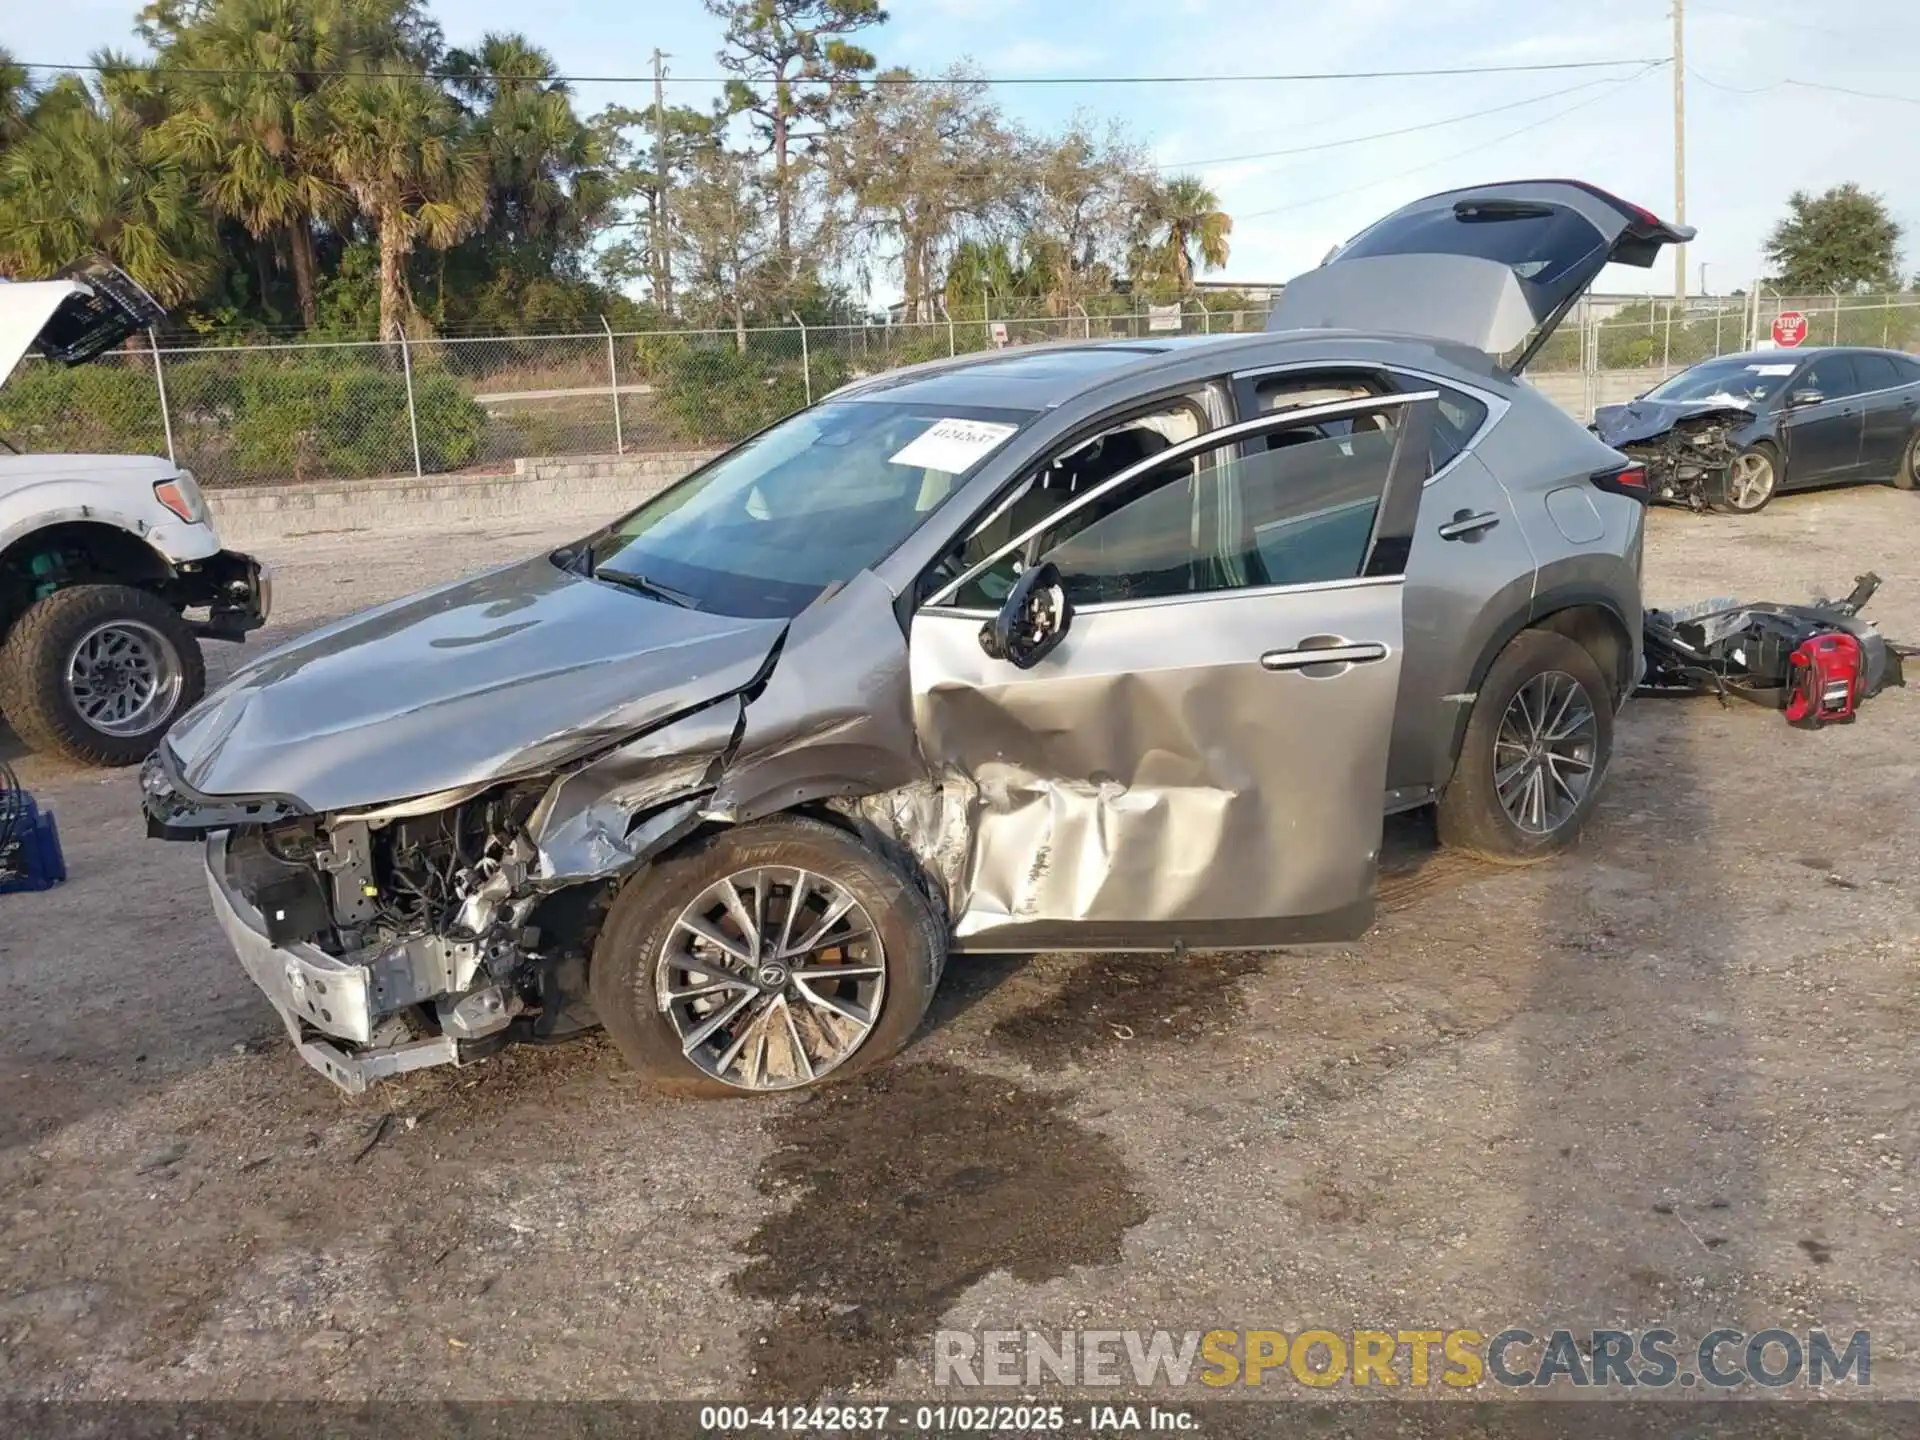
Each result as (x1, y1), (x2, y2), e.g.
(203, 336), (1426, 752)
(1773, 311), (1808, 347)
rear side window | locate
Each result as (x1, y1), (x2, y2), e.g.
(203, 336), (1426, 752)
(1852, 353), (1902, 391)
(1895, 353), (1920, 383)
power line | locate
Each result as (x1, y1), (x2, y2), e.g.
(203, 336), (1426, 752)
(1688, 68), (1920, 105)
(19, 56), (1667, 87)
(1234, 62), (1666, 222)
(1157, 76), (1625, 171)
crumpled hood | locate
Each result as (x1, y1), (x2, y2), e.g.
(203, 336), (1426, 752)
(163, 554), (785, 811)
(1592, 396), (1754, 447)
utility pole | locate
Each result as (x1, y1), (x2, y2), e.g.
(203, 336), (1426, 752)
(651, 48), (672, 316)
(1672, 0), (1687, 303)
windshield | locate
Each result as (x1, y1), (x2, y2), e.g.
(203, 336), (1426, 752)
(1645, 357), (1799, 405)
(585, 399), (1037, 618)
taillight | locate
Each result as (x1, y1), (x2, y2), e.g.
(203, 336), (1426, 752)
(1591, 463), (1650, 501)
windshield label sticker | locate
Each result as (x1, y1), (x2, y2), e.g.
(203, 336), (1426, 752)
(889, 418), (1019, 473)
(1750, 364), (1797, 375)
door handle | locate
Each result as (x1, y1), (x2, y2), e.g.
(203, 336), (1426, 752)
(1262, 638), (1390, 674)
(1438, 509), (1500, 541)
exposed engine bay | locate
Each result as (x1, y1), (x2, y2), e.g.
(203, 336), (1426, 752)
(1607, 407), (1744, 511)
(216, 783), (608, 1074)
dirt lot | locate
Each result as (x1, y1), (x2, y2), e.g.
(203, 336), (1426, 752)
(2, 489), (1918, 1405)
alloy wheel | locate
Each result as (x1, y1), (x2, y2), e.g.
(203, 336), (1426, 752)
(66, 620), (184, 737)
(656, 866), (885, 1091)
(1725, 451), (1775, 511)
(1494, 670), (1598, 836)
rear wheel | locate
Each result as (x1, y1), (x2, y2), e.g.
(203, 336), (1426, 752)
(1437, 629), (1614, 864)
(1895, 429), (1920, 490)
(589, 816), (946, 1098)
(0, 584), (205, 766)
(1711, 442), (1779, 513)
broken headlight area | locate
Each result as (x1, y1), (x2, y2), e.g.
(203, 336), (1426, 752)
(1616, 415), (1739, 510)
(218, 783), (605, 1065)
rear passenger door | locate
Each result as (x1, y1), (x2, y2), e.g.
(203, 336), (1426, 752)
(1851, 352), (1919, 478)
(1233, 367), (1533, 805)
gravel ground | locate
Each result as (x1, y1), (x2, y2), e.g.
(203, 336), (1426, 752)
(2, 489), (1917, 1405)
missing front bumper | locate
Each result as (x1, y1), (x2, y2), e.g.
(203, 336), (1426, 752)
(182, 550), (272, 642)
(206, 831), (459, 1095)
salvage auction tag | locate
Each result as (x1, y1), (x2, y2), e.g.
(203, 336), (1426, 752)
(889, 418), (1019, 474)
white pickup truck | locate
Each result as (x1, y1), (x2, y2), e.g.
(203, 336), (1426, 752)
(0, 263), (269, 765)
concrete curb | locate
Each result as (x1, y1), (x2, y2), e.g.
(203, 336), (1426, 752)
(205, 449), (721, 549)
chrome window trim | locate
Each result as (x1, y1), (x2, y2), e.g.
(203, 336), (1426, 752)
(919, 571), (1403, 622)
(925, 392), (1435, 610)
(1230, 359), (1511, 486)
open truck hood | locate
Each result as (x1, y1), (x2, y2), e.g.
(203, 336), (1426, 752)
(0, 261), (166, 386)
(160, 555), (787, 812)
(1268, 179), (1694, 374)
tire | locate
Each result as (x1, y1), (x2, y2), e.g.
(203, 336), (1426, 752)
(1895, 429), (1920, 490)
(0, 584), (205, 766)
(1710, 441), (1779, 514)
(589, 815), (946, 1098)
(1436, 628), (1615, 864)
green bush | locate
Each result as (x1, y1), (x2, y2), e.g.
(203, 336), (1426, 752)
(647, 340), (849, 446)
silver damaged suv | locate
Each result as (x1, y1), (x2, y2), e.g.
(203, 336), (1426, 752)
(143, 180), (1685, 1095)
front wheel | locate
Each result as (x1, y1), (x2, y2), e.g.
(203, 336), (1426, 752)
(1436, 629), (1614, 864)
(1711, 442), (1779, 513)
(589, 816), (946, 1097)
(0, 584), (206, 766)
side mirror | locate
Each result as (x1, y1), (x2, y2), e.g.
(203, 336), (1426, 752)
(978, 561), (1072, 669)
(1788, 388), (1825, 408)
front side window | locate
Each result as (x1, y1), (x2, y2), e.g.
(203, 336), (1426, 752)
(1800, 354), (1861, 401)
(947, 404), (1408, 610)
(587, 400), (1036, 618)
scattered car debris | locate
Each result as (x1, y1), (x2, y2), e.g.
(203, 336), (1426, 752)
(1639, 573), (1912, 725)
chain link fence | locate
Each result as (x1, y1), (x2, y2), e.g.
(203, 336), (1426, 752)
(2, 295), (1913, 488)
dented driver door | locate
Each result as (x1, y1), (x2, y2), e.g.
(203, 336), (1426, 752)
(909, 394), (1437, 951)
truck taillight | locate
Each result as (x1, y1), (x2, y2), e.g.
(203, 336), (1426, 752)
(1591, 463), (1650, 501)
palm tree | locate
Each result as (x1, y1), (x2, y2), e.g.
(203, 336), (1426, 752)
(151, 0), (350, 327)
(318, 70), (489, 340)
(1145, 174), (1231, 291)
(442, 33), (608, 291)
(0, 47), (35, 148)
(0, 62), (211, 302)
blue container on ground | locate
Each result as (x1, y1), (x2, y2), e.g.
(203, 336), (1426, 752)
(0, 790), (66, 893)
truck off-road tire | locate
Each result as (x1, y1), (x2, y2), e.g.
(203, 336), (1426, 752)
(590, 815), (946, 1098)
(1436, 628), (1614, 865)
(1710, 441), (1780, 514)
(0, 584), (205, 766)
(1895, 429), (1920, 490)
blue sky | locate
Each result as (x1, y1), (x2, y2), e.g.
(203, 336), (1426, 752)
(9, 0), (1918, 300)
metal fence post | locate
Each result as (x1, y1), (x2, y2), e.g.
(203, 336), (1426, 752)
(397, 331), (423, 477)
(791, 313), (812, 407)
(148, 328), (176, 466)
(1661, 300), (1673, 375)
(1580, 295), (1594, 422)
(1832, 288), (1842, 345)
(1885, 294), (1893, 348)
(938, 299), (955, 357)
(599, 315), (625, 455)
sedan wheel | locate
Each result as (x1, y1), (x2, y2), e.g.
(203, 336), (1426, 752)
(1716, 448), (1777, 513)
(657, 867), (885, 1091)
(1493, 670), (1597, 836)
